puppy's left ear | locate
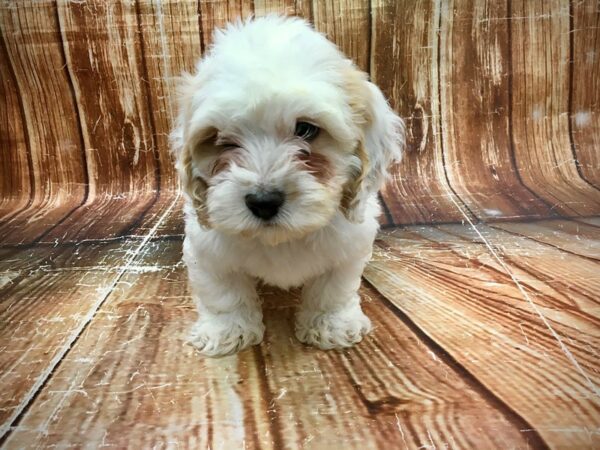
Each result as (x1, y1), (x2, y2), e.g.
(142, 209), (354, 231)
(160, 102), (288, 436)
(341, 76), (405, 223)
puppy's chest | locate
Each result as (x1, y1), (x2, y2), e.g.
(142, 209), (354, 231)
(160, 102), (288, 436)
(240, 242), (334, 288)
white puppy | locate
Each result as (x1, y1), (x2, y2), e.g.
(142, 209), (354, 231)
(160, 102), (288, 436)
(171, 16), (404, 356)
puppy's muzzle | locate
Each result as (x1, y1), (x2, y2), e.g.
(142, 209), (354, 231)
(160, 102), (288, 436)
(245, 190), (285, 221)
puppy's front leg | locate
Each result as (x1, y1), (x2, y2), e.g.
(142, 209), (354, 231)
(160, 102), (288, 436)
(186, 262), (264, 357)
(295, 260), (372, 349)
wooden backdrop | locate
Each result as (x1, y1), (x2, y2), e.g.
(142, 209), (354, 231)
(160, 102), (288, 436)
(1, 0), (599, 245)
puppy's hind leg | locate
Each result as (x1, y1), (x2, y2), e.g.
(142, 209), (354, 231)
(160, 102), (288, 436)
(295, 259), (372, 349)
(186, 262), (264, 357)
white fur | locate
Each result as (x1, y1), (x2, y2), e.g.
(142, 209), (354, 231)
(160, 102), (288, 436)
(172, 16), (404, 356)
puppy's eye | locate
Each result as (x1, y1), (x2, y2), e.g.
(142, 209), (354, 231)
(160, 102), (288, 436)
(219, 143), (236, 150)
(294, 121), (320, 141)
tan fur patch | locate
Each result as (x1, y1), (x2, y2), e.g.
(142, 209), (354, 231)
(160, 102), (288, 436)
(211, 148), (244, 176)
(339, 66), (374, 218)
(296, 151), (333, 182)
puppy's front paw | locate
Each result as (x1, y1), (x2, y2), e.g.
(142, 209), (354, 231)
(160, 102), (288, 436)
(189, 310), (264, 357)
(295, 305), (372, 350)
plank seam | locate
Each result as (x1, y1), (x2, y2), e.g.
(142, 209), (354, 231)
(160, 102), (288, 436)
(505, 0), (558, 215)
(567, 0), (600, 191)
(0, 192), (181, 443)
(439, 184), (600, 399)
(362, 277), (550, 450)
(16, 1), (93, 245)
(488, 223), (600, 263)
(435, 0), (477, 223)
(0, 22), (35, 223)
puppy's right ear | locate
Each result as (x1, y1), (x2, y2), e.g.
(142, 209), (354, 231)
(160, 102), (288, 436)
(170, 73), (212, 228)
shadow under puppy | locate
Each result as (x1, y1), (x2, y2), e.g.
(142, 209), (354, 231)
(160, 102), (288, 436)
(171, 16), (404, 356)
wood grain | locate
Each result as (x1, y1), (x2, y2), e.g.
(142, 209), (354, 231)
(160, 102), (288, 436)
(310, 0), (370, 72)
(0, 31), (30, 216)
(510, 0), (600, 216)
(569, 0), (600, 189)
(491, 218), (600, 260)
(0, 240), (139, 439)
(365, 224), (600, 449)
(0, 1), (87, 243)
(2, 0), (600, 242)
(3, 239), (538, 449)
(371, 0), (471, 225)
(439, 0), (554, 221)
(199, 0), (254, 49)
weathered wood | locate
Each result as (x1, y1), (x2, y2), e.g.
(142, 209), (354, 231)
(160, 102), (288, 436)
(310, 0), (370, 73)
(0, 240), (139, 439)
(0, 1), (87, 243)
(510, 0), (600, 216)
(439, 0), (554, 221)
(254, 0), (295, 16)
(570, 0), (600, 189)
(259, 286), (538, 449)
(3, 239), (537, 449)
(199, 0), (254, 49)
(57, 0), (158, 198)
(136, 0), (202, 191)
(491, 218), (600, 260)
(0, 31), (30, 216)
(365, 224), (600, 449)
(2, 0), (600, 241)
(371, 0), (471, 225)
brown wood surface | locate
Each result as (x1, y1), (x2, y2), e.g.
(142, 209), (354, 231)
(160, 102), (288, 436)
(2, 238), (539, 449)
(0, 241), (138, 438)
(0, 1), (87, 243)
(510, 0), (600, 216)
(1, 0), (599, 242)
(365, 224), (600, 449)
(570, 0), (600, 189)
(439, 0), (555, 221)
(1, 218), (599, 448)
(371, 0), (471, 225)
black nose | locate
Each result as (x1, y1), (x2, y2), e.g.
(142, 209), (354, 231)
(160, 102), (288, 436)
(245, 190), (285, 220)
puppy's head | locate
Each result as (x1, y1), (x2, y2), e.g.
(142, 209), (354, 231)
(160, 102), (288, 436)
(172, 16), (404, 245)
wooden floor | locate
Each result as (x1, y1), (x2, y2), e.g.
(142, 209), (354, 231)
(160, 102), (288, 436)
(0, 199), (598, 449)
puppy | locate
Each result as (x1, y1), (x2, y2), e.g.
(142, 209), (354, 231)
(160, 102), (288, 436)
(171, 16), (404, 356)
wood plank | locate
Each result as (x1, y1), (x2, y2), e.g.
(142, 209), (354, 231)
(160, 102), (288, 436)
(0, 0), (87, 243)
(491, 218), (600, 260)
(310, 0), (370, 72)
(253, 0), (295, 16)
(38, 193), (158, 245)
(0, 28), (30, 216)
(439, 0), (553, 221)
(510, 0), (600, 216)
(365, 224), (600, 449)
(199, 0), (254, 49)
(3, 239), (537, 449)
(570, 0), (600, 189)
(578, 217), (600, 228)
(136, 0), (202, 191)
(259, 285), (538, 449)
(293, 0), (313, 21)
(22, 0), (167, 246)
(0, 240), (139, 439)
(2, 239), (272, 449)
(371, 0), (472, 225)
(56, 0), (158, 198)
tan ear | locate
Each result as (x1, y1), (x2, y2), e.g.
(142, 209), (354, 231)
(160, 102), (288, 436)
(340, 137), (370, 219)
(178, 142), (211, 228)
(340, 67), (405, 223)
(171, 72), (213, 228)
